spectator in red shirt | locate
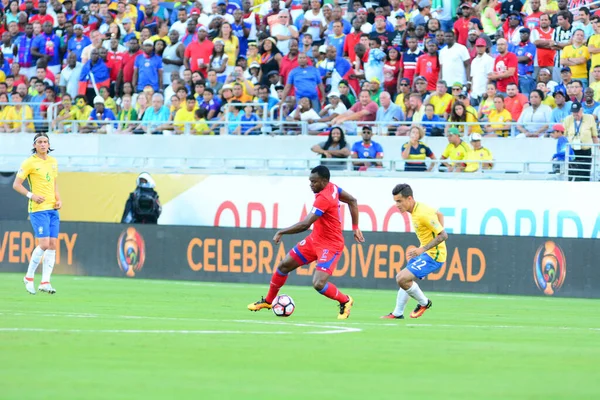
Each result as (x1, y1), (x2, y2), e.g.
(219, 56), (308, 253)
(454, 3), (474, 46)
(117, 37), (142, 93)
(504, 82), (529, 121)
(344, 18), (363, 60)
(184, 26), (213, 77)
(30, 1), (55, 26)
(330, 89), (378, 131)
(488, 38), (518, 94)
(415, 38), (439, 92)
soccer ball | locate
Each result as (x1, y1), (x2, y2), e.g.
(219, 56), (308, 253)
(272, 294), (295, 317)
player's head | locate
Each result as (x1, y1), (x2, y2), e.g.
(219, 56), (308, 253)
(392, 184), (415, 213)
(309, 165), (330, 193)
(32, 133), (53, 155)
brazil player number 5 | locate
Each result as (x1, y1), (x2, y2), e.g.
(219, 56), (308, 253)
(12, 133), (61, 295)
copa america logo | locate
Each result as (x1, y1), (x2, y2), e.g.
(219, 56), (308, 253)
(533, 241), (566, 296)
(117, 227), (146, 277)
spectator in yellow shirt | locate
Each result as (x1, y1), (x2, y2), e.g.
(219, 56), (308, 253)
(427, 80), (453, 116)
(193, 108), (214, 135)
(446, 100), (482, 136)
(537, 81), (557, 108)
(173, 95), (198, 134)
(99, 86), (118, 115)
(560, 29), (590, 87)
(589, 65), (600, 99)
(485, 95), (513, 137)
(440, 127), (472, 172)
(4, 92), (34, 132)
(465, 133), (494, 172)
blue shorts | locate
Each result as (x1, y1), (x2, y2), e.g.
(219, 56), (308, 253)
(406, 253), (444, 279)
(30, 210), (60, 238)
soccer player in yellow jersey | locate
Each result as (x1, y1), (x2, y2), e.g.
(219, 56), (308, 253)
(12, 133), (61, 295)
(382, 184), (448, 319)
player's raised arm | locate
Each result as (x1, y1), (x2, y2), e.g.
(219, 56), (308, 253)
(339, 189), (365, 243)
(273, 213), (320, 244)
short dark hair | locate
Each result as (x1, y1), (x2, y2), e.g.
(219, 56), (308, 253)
(311, 165), (330, 181)
(531, 89), (545, 101)
(392, 183), (413, 197)
(186, 95), (196, 101)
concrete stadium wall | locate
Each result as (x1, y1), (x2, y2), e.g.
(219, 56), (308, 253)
(0, 221), (594, 298)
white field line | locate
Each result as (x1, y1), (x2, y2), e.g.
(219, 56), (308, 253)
(0, 310), (361, 335)
(1, 310), (598, 332)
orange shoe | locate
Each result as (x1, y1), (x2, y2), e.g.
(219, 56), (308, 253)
(337, 296), (354, 320)
(410, 300), (432, 318)
(247, 296), (272, 311)
(381, 313), (404, 319)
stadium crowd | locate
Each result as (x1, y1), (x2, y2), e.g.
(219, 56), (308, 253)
(0, 0), (597, 176)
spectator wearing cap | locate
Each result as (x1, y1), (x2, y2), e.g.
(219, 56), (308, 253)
(464, 133), (494, 172)
(370, 15), (394, 48)
(504, 11), (525, 46)
(530, 14), (556, 79)
(86, 95), (117, 133)
(317, 45), (350, 95)
(563, 101), (599, 181)
(267, 70), (281, 97)
(469, 38), (493, 105)
(258, 37), (282, 86)
(550, 123), (575, 173)
(68, 24), (92, 62)
(427, 80), (453, 116)
(560, 29), (590, 88)
(369, 77), (383, 104)
(552, 11), (573, 82)
(183, 26), (214, 77)
(454, 2), (475, 46)
(307, 91), (349, 130)
(390, 11), (407, 47)
(133, 39), (163, 93)
(415, 38), (440, 92)
(440, 31), (470, 87)
(400, 35), (422, 86)
(411, 0), (431, 27)
(516, 89), (551, 137)
(352, 7), (372, 35)
(510, 27), (536, 96)
(351, 125), (384, 170)
(413, 76), (429, 101)
(488, 38), (518, 95)
(280, 52), (324, 112)
(440, 127), (472, 172)
(468, 18), (493, 48)
(376, 91), (405, 135)
(555, 66), (572, 94)
(394, 77), (411, 112)
(551, 89), (572, 123)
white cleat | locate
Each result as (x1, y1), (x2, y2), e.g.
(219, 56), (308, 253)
(38, 283), (56, 294)
(23, 277), (36, 295)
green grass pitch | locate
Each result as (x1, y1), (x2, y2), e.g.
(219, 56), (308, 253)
(1, 273), (599, 400)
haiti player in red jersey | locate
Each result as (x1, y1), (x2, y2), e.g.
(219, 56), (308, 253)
(248, 165), (365, 319)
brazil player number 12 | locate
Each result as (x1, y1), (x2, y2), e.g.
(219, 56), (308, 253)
(13, 133), (61, 295)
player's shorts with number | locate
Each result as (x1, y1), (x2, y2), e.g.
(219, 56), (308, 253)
(406, 253), (444, 279)
(289, 236), (342, 275)
(30, 209), (60, 238)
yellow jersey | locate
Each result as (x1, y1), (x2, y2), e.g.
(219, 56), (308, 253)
(5, 105), (34, 131)
(590, 81), (600, 102)
(588, 34), (600, 73)
(411, 202), (447, 262)
(465, 147), (493, 172)
(560, 45), (590, 79)
(16, 155), (58, 213)
(428, 93), (453, 115)
(442, 140), (471, 166)
(488, 108), (513, 136)
(174, 108), (196, 132)
(193, 118), (214, 135)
